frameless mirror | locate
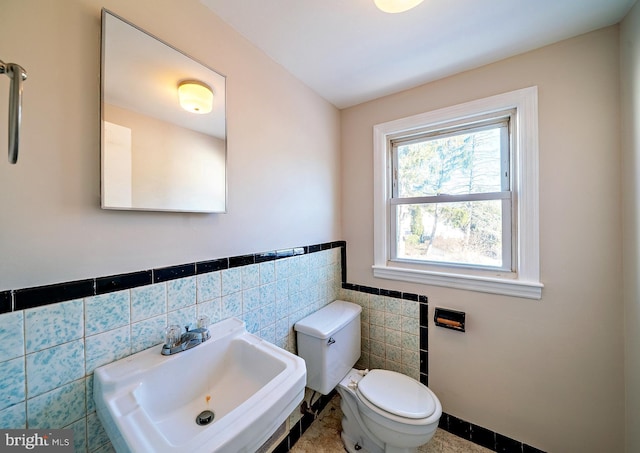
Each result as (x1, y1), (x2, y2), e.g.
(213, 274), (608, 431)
(101, 10), (226, 213)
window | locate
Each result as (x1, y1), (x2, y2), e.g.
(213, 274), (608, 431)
(391, 114), (513, 270)
(373, 87), (543, 299)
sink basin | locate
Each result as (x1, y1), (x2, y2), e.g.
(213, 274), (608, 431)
(94, 317), (306, 453)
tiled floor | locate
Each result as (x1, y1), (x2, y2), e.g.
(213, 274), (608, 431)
(291, 395), (492, 453)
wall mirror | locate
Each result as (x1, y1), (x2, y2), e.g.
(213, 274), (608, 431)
(101, 10), (226, 213)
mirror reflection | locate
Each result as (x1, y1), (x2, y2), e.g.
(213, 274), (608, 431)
(101, 10), (226, 213)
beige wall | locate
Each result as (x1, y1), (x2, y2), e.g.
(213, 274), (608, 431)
(341, 27), (624, 452)
(0, 0), (341, 291)
(621, 3), (640, 452)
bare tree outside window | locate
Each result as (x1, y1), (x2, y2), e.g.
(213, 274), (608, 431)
(393, 123), (510, 269)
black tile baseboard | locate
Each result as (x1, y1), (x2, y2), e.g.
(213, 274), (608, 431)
(439, 413), (547, 453)
(275, 390), (337, 452)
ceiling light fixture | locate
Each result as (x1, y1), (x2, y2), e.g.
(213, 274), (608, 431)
(374, 0), (424, 13)
(178, 80), (213, 114)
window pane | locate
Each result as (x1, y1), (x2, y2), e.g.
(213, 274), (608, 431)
(396, 127), (504, 198)
(395, 201), (503, 268)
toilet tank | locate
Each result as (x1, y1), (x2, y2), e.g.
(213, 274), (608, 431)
(294, 300), (361, 395)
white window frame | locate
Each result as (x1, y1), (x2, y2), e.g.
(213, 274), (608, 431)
(373, 87), (543, 299)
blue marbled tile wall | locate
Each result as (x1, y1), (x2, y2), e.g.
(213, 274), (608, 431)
(0, 247), (342, 453)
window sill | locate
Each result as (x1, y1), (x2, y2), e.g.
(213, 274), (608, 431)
(372, 264), (543, 299)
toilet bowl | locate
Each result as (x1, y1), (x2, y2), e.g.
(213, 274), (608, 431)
(295, 300), (442, 453)
(338, 368), (441, 453)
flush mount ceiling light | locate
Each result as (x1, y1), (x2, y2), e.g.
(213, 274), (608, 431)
(374, 0), (424, 13)
(178, 80), (213, 114)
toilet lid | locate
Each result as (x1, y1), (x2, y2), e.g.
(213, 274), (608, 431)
(358, 369), (435, 419)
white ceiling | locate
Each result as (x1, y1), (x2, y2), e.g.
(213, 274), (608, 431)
(200, 0), (635, 109)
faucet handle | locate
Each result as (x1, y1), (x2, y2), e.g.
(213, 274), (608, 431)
(197, 315), (210, 329)
(164, 325), (182, 347)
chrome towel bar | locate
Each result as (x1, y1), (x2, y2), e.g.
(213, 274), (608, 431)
(0, 59), (27, 164)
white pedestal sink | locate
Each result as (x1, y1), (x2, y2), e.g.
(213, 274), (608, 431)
(94, 317), (306, 453)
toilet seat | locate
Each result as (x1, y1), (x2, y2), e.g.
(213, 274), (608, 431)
(357, 369), (436, 419)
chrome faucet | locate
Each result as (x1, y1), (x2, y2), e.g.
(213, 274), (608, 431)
(162, 318), (211, 356)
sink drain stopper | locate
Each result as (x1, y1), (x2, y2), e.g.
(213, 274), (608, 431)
(196, 410), (215, 426)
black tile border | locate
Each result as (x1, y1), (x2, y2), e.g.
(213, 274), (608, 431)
(1, 241), (347, 313)
(153, 263), (196, 283)
(196, 258), (228, 274)
(0, 290), (11, 314)
(96, 271), (152, 295)
(1, 238), (542, 453)
(229, 254), (255, 268)
(14, 279), (95, 311)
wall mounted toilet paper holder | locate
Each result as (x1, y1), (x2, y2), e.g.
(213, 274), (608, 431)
(434, 307), (466, 332)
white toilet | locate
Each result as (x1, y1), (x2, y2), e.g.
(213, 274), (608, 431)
(295, 300), (442, 453)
